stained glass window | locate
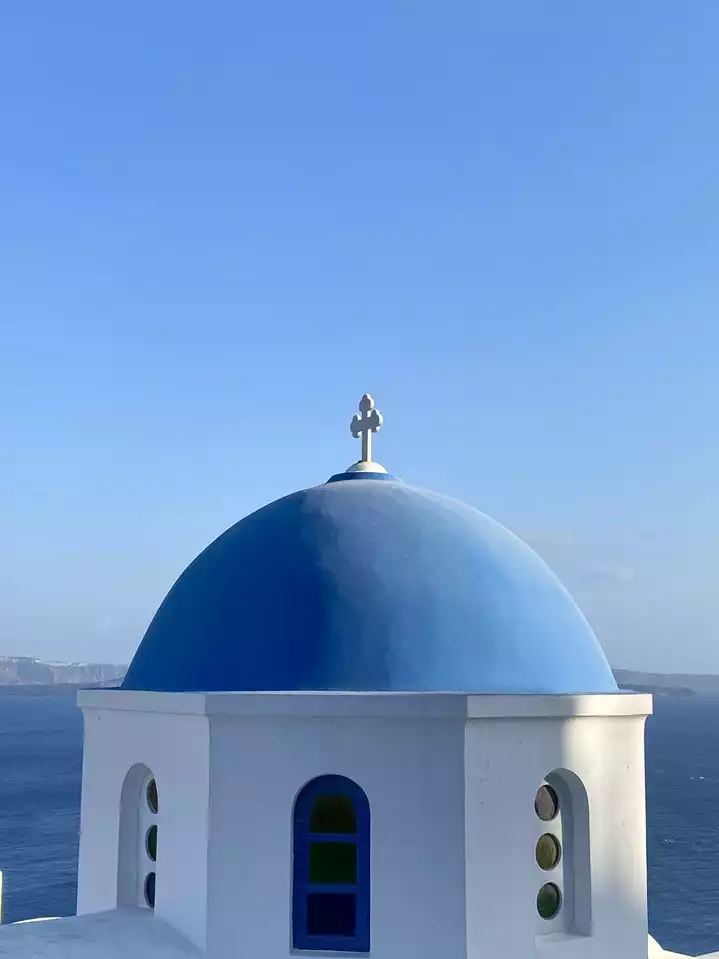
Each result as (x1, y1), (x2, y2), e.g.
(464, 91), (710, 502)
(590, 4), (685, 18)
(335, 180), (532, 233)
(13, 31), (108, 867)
(292, 776), (370, 953)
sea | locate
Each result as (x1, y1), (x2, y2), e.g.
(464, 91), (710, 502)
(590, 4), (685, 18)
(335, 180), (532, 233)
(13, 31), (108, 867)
(0, 688), (717, 955)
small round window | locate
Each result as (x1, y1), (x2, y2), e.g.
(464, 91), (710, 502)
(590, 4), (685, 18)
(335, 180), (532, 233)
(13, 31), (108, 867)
(146, 825), (158, 862)
(534, 784), (558, 822)
(146, 779), (158, 814)
(535, 833), (561, 870)
(144, 871), (156, 909)
(537, 882), (561, 920)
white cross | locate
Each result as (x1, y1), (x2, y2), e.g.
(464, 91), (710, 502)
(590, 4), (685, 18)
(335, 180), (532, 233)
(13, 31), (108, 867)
(350, 393), (383, 463)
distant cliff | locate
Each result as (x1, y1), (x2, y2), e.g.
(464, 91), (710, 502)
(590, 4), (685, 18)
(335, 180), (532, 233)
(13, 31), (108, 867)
(613, 669), (704, 697)
(0, 659), (715, 692)
(0, 656), (127, 686)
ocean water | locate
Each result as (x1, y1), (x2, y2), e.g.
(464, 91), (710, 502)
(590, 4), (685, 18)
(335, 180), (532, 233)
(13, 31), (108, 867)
(0, 687), (82, 927)
(0, 688), (717, 955)
(646, 696), (719, 955)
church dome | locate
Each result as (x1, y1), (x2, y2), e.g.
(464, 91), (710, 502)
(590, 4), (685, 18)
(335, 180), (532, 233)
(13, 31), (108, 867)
(123, 422), (616, 695)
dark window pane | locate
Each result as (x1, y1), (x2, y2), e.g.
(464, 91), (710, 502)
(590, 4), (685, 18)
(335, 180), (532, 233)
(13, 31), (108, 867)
(146, 779), (159, 814)
(146, 825), (158, 862)
(535, 833), (561, 870)
(534, 784), (558, 822)
(309, 842), (357, 884)
(310, 795), (357, 834)
(537, 882), (561, 920)
(144, 872), (156, 909)
(307, 893), (356, 937)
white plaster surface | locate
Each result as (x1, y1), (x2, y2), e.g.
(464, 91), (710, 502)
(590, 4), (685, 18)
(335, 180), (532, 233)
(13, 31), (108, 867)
(0, 921), (713, 958)
(73, 689), (660, 959)
(207, 708), (467, 959)
(77, 702), (210, 951)
(2, 683), (715, 959)
(466, 710), (651, 959)
(0, 909), (200, 957)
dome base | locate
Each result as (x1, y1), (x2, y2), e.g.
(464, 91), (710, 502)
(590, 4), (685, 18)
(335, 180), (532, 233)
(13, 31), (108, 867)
(345, 460), (388, 474)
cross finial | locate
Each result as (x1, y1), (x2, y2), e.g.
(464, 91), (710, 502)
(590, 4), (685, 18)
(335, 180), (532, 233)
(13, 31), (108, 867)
(349, 393), (384, 469)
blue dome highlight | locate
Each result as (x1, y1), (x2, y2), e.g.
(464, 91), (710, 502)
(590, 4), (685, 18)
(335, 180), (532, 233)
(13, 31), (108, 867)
(122, 477), (617, 695)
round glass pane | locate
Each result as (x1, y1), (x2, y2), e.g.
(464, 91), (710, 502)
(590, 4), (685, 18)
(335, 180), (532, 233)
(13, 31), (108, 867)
(535, 833), (561, 870)
(537, 882), (561, 920)
(534, 784), (558, 821)
(144, 872), (156, 909)
(146, 779), (158, 814)
(146, 825), (157, 862)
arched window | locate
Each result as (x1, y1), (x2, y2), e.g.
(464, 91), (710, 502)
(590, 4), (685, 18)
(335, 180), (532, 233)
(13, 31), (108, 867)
(117, 764), (159, 910)
(534, 769), (591, 936)
(142, 775), (159, 909)
(292, 775), (370, 953)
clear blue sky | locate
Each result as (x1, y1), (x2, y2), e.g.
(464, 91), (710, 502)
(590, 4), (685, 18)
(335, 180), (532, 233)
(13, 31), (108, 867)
(2, 2), (718, 671)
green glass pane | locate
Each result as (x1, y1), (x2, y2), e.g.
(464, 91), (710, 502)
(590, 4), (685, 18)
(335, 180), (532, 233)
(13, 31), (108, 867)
(537, 882), (561, 920)
(146, 825), (158, 862)
(309, 842), (357, 885)
(535, 833), (560, 870)
(309, 795), (356, 834)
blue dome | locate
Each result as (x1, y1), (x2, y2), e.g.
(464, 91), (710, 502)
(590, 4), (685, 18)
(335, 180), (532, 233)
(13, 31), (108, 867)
(122, 475), (617, 695)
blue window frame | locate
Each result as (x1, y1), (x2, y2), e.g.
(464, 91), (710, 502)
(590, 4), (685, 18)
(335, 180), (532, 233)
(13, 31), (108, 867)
(292, 775), (370, 953)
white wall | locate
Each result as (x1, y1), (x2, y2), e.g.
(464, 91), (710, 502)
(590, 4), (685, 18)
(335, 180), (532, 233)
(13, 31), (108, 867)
(465, 706), (650, 959)
(76, 690), (650, 959)
(205, 710), (467, 959)
(77, 699), (211, 952)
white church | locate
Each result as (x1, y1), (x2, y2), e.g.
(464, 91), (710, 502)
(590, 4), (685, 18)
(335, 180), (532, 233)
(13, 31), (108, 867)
(0, 396), (707, 958)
